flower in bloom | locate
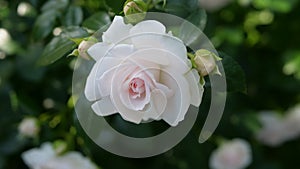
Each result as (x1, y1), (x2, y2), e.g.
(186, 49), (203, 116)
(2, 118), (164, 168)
(209, 138), (252, 169)
(85, 16), (204, 126)
(255, 111), (287, 146)
(18, 117), (39, 138)
(22, 142), (97, 169)
(283, 104), (300, 138)
(255, 107), (300, 147)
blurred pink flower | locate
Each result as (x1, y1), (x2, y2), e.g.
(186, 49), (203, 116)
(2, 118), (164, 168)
(209, 138), (252, 169)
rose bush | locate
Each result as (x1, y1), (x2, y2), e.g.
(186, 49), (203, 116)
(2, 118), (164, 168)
(84, 16), (204, 126)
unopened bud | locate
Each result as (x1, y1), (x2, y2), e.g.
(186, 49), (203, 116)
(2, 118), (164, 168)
(123, 0), (147, 23)
(78, 40), (96, 60)
(194, 49), (221, 76)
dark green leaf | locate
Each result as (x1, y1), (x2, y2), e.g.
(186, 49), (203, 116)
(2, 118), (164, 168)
(82, 12), (111, 31)
(61, 27), (89, 38)
(63, 5), (83, 26)
(37, 36), (75, 66)
(38, 27), (89, 65)
(219, 52), (247, 93)
(163, 0), (199, 18)
(105, 0), (126, 13)
(41, 0), (69, 12)
(32, 10), (58, 40)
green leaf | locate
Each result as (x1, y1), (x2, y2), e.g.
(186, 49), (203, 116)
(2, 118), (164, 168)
(63, 5), (83, 26)
(37, 36), (75, 66)
(105, 0), (127, 13)
(163, 0), (199, 18)
(82, 12), (111, 30)
(37, 27), (89, 66)
(32, 10), (58, 40)
(61, 26), (89, 38)
(219, 52), (247, 93)
(41, 0), (69, 12)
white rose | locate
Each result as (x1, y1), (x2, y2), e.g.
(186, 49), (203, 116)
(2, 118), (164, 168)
(84, 16), (204, 126)
(22, 142), (97, 169)
(21, 142), (56, 169)
(209, 138), (252, 169)
(18, 117), (40, 137)
(39, 152), (97, 169)
(255, 111), (289, 146)
(284, 104), (300, 136)
(282, 104), (300, 140)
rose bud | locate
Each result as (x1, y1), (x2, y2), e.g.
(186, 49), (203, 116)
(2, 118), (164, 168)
(123, 0), (147, 23)
(78, 40), (96, 60)
(194, 49), (221, 76)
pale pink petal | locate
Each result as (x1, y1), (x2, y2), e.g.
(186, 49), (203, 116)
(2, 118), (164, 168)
(129, 29), (188, 65)
(185, 69), (204, 107)
(87, 42), (113, 61)
(130, 20), (166, 35)
(98, 63), (135, 97)
(142, 89), (167, 121)
(91, 96), (117, 116)
(102, 16), (133, 44)
(128, 48), (169, 66)
(119, 71), (151, 111)
(155, 83), (173, 98)
(84, 57), (121, 101)
(110, 66), (145, 124)
(159, 70), (190, 126)
(108, 44), (135, 57)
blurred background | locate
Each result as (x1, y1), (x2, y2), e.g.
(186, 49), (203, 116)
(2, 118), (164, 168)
(0, 0), (300, 169)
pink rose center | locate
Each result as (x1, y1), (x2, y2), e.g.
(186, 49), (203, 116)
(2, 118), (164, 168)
(129, 78), (146, 99)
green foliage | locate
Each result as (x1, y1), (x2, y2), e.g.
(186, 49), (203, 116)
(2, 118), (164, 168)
(38, 27), (89, 65)
(0, 0), (300, 169)
(82, 12), (111, 30)
(220, 52), (247, 93)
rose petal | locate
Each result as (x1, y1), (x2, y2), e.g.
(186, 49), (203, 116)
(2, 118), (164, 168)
(91, 96), (117, 116)
(159, 70), (191, 126)
(110, 66), (144, 124)
(108, 44), (135, 57)
(128, 48), (169, 66)
(98, 62), (135, 97)
(119, 74), (151, 111)
(142, 89), (167, 121)
(129, 31), (188, 65)
(130, 20), (166, 35)
(185, 69), (204, 107)
(84, 57), (121, 101)
(21, 143), (56, 169)
(87, 42), (114, 61)
(155, 83), (173, 98)
(102, 16), (133, 44)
